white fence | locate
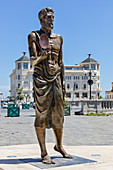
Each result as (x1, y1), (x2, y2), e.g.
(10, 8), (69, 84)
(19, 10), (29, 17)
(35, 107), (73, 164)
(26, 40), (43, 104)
(68, 99), (113, 115)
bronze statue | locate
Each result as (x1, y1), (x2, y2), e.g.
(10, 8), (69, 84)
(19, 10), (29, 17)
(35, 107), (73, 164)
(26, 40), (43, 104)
(28, 7), (72, 164)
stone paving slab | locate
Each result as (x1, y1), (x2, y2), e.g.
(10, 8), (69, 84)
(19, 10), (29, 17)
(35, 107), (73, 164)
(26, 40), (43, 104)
(0, 143), (113, 170)
(1, 108), (113, 169)
(1, 108), (113, 146)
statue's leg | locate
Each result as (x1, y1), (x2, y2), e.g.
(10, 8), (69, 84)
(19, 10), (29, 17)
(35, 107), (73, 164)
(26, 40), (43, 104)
(35, 127), (55, 164)
(53, 128), (72, 158)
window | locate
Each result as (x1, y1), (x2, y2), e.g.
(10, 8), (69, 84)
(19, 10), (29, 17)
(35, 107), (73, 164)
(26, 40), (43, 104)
(75, 76), (79, 80)
(65, 67), (72, 70)
(23, 63), (28, 69)
(67, 84), (70, 89)
(73, 67), (83, 70)
(75, 93), (79, 98)
(83, 84), (86, 89)
(18, 83), (20, 88)
(65, 76), (71, 80)
(82, 93), (87, 98)
(18, 63), (21, 69)
(75, 84), (78, 89)
(82, 76), (88, 80)
(91, 64), (95, 70)
(84, 65), (89, 70)
(66, 93), (71, 98)
(18, 75), (20, 80)
(24, 81), (28, 84)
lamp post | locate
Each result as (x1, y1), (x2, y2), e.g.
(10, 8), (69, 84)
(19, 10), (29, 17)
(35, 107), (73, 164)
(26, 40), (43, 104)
(84, 69), (97, 99)
(72, 82), (76, 101)
(84, 54), (97, 100)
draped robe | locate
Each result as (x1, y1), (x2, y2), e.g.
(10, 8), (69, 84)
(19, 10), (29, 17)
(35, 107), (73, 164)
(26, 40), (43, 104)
(29, 29), (64, 129)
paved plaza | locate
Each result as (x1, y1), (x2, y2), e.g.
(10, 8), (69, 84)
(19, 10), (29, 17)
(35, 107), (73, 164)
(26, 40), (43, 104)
(0, 108), (113, 170)
(0, 108), (113, 146)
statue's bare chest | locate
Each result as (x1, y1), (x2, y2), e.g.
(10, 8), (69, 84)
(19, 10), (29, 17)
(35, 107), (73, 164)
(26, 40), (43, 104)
(48, 35), (61, 52)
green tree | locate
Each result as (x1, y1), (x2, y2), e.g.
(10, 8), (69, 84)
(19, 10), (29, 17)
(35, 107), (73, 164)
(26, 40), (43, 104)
(98, 96), (103, 99)
(16, 87), (24, 102)
(9, 95), (15, 101)
(18, 87), (23, 93)
(18, 93), (24, 101)
(8, 90), (15, 102)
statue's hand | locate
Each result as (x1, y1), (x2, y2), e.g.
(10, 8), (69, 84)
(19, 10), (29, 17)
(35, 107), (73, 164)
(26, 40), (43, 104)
(41, 49), (48, 58)
(30, 49), (48, 65)
(30, 56), (38, 65)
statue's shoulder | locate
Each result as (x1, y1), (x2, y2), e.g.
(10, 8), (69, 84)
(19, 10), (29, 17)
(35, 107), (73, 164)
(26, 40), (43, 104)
(28, 30), (41, 43)
(51, 32), (62, 38)
(51, 33), (63, 43)
(32, 30), (41, 36)
(28, 32), (36, 42)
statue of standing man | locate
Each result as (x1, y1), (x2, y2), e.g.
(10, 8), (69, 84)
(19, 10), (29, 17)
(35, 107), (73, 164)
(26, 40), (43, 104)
(28, 7), (72, 164)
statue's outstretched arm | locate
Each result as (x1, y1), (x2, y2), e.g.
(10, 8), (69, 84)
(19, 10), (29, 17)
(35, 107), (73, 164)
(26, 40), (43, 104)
(28, 32), (48, 65)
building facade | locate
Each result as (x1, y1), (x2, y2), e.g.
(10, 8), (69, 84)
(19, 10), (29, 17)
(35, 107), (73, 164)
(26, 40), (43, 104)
(9, 52), (33, 102)
(9, 53), (101, 102)
(105, 82), (113, 99)
(65, 55), (101, 101)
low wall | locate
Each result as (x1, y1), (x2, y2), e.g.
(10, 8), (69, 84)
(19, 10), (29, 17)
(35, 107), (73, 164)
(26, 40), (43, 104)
(69, 99), (113, 115)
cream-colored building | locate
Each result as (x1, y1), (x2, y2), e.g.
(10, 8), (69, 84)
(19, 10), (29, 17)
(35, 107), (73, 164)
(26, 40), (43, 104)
(10, 53), (101, 102)
(9, 52), (33, 102)
(65, 55), (101, 100)
(105, 82), (113, 99)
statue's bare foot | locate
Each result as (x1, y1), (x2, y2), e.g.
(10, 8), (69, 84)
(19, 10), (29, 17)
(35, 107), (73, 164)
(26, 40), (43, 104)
(42, 154), (55, 164)
(54, 145), (73, 159)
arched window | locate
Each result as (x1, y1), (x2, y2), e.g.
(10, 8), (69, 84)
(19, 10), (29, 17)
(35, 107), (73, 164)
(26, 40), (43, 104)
(67, 84), (70, 89)
(83, 84), (86, 89)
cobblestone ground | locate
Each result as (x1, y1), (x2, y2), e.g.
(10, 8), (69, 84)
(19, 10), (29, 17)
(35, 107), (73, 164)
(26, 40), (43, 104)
(0, 108), (113, 146)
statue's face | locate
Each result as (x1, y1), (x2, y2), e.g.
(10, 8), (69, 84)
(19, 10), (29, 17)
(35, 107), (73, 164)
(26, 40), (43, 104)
(41, 12), (54, 31)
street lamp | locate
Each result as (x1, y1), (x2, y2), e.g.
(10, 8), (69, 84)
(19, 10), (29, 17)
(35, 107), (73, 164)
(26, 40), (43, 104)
(84, 57), (97, 99)
(72, 82), (76, 101)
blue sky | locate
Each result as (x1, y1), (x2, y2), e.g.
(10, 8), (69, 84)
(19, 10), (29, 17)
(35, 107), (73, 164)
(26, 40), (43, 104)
(0, 0), (113, 98)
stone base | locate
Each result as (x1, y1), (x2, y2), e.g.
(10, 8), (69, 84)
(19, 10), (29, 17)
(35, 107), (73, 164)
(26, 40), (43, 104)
(20, 155), (96, 169)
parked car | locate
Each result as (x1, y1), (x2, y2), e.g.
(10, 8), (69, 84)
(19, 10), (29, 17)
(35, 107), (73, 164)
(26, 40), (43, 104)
(2, 104), (8, 109)
(29, 102), (35, 108)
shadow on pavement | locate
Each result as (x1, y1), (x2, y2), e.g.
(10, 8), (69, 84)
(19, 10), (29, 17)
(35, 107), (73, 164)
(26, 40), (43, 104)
(0, 156), (96, 169)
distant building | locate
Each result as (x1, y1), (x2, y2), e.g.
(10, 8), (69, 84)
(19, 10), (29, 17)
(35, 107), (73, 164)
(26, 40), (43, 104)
(9, 52), (33, 102)
(65, 54), (101, 100)
(105, 83), (113, 99)
(9, 53), (101, 102)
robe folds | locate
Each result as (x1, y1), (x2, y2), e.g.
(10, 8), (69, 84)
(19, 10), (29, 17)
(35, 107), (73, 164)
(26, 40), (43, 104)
(32, 30), (64, 129)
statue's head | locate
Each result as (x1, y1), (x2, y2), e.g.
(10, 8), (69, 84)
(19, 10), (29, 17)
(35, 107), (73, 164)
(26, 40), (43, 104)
(38, 7), (54, 31)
